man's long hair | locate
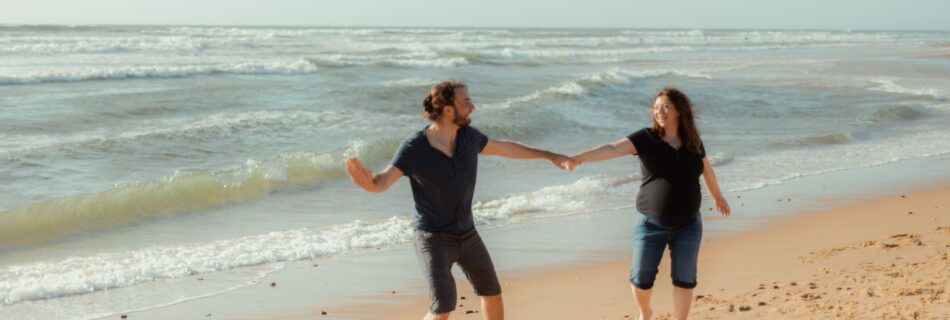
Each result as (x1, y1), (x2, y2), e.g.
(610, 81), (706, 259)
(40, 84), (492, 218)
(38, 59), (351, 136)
(423, 81), (467, 121)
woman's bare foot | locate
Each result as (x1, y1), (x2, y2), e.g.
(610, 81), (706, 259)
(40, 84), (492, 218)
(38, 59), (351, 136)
(639, 308), (652, 320)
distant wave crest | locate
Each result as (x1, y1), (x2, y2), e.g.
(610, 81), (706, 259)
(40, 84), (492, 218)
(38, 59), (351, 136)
(0, 60), (317, 85)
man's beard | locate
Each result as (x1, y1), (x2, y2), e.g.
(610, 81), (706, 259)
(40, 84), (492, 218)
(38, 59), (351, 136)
(453, 108), (471, 126)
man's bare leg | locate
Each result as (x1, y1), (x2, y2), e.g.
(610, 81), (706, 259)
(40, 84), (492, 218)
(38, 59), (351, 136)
(631, 284), (652, 320)
(672, 287), (693, 320)
(480, 294), (504, 320)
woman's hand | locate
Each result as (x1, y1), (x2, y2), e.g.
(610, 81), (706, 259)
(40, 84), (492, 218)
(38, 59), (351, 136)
(713, 195), (731, 217)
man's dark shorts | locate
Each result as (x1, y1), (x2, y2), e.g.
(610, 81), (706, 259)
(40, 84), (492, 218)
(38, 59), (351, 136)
(413, 228), (502, 314)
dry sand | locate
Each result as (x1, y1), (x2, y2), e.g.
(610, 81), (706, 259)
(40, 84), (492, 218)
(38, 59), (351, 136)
(326, 186), (949, 319)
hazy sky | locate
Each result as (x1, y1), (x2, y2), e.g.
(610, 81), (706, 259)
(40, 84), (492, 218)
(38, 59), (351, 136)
(2, 0), (949, 30)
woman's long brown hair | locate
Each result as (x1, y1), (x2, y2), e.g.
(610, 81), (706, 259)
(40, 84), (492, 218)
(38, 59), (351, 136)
(652, 87), (703, 154)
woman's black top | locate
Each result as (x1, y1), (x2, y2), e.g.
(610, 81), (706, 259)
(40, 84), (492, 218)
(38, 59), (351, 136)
(627, 128), (706, 228)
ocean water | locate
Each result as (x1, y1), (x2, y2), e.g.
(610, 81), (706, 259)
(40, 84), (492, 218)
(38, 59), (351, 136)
(1, 26), (949, 319)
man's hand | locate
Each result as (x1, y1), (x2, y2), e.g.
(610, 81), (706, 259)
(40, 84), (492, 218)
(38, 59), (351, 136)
(344, 157), (374, 191)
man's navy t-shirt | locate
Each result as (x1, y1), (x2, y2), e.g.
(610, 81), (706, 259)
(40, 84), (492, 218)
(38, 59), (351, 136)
(391, 125), (489, 234)
(628, 128), (706, 228)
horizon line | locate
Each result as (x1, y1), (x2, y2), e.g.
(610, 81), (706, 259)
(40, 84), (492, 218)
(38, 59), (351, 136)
(2, 23), (949, 33)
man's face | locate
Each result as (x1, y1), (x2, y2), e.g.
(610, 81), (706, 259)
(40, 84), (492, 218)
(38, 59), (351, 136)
(451, 88), (474, 126)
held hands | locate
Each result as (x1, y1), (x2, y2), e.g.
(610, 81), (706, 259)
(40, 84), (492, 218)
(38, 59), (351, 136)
(563, 156), (580, 172)
(546, 152), (579, 171)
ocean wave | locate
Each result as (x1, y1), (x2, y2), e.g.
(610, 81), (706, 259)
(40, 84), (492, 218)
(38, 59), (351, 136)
(377, 78), (438, 87)
(617, 30), (922, 45)
(0, 60), (318, 85)
(706, 152), (733, 166)
(0, 174), (637, 306)
(720, 129), (950, 193)
(0, 139), (402, 247)
(488, 46), (698, 59)
(0, 27), (318, 54)
(868, 78), (939, 98)
(0, 36), (211, 54)
(0, 110), (373, 155)
(473, 174), (640, 222)
(481, 67), (713, 110)
(305, 55), (467, 68)
(466, 57), (542, 67)
(774, 133), (854, 147)
(869, 106), (927, 122)
(140, 26), (334, 38)
(139, 27), (472, 38)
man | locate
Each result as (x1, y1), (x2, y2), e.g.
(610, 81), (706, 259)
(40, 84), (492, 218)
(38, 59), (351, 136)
(345, 81), (571, 320)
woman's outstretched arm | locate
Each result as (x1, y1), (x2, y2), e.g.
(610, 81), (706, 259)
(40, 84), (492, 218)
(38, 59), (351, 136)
(567, 138), (637, 170)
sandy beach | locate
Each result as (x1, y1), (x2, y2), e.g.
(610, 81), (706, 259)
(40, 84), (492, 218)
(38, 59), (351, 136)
(331, 185), (950, 320)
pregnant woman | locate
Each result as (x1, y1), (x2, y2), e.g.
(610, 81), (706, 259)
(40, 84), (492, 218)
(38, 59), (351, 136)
(567, 87), (731, 320)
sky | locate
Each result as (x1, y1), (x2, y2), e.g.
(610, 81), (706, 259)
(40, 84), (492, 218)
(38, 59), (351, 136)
(2, 0), (949, 31)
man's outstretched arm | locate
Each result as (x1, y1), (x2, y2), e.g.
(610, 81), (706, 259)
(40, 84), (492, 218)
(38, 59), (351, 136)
(344, 157), (404, 193)
(480, 139), (571, 170)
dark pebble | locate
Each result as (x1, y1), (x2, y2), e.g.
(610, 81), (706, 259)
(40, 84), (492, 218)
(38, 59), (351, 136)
(460, 296), (466, 300)
(206, 314), (212, 317)
(901, 195), (906, 198)
(313, 264), (319, 267)
(197, 278), (204, 281)
(695, 294), (705, 300)
(739, 306), (751, 312)
(791, 282), (797, 286)
(121, 316), (127, 319)
(728, 304), (735, 312)
(321, 311), (327, 315)
(908, 211), (914, 215)
(465, 310), (477, 314)
(758, 302), (767, 306)
(391, 290), (396, 294)
(270, 282), (276, 287)
(773, 285), (779, 289)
